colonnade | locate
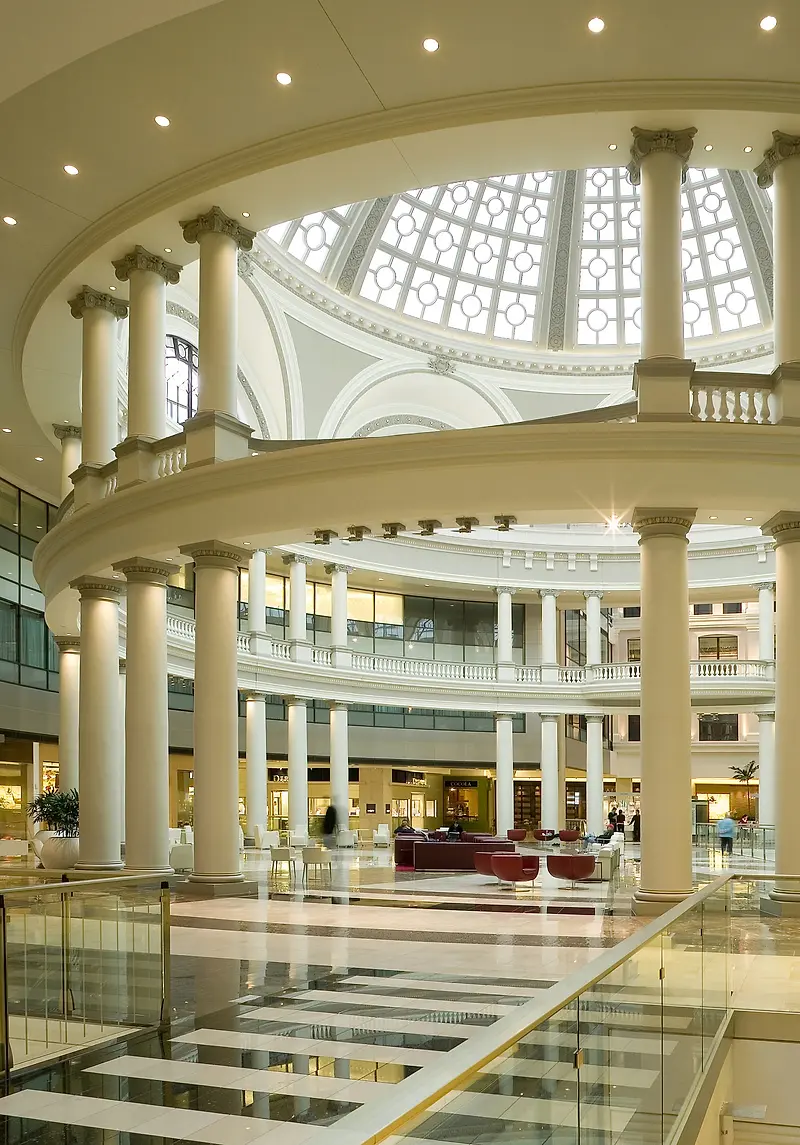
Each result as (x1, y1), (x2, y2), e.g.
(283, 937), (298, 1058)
(53, 127), (800, 905)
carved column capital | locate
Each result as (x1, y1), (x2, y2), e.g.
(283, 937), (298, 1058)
(180, 540), (248, 570)
(584, 590), (605, 600)
(112, 245), (182, 284)
(180, 206), (256, 251)
(752, 581), (776, 593)
(55, 635), (80, 653)
(755, 131), (800, 188)
(627, 126), (697, 185)
(762, 511), (800, 546)
(68, 286), (129, 321)
(324, 563), (354, 575)
(112, 557), (173, 586)
(632, 507), (696, 540)
(495, 586), (517, 596)
(282, 554), (312, 567)
(539, 589), (561, 600)
(53, 424), (81, 441)
(70, 575), (124, 602)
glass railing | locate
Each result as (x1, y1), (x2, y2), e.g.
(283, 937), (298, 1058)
(0, 874), (170, 1074)
(335, 876), (733, 1145)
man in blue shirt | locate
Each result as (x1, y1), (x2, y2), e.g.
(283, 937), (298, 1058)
(717, 813), (736, 857)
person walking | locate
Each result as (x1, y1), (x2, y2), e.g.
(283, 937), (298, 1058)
(322, 805), (338, 850)
(717, 813), (736, 858)
(631, 809), (641, 843)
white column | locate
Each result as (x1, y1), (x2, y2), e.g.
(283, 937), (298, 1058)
(763, 513), (800, 900)
(67, 289), (128, 468)
(758, 134), (800, 366)
(755, 582), (775, 662)
(181, 208), (254, 416)
(113, 247), (181, 440)
(248, 549), (267, 634)
(53, 426), (82, 500)
(326, 564), (353, 665)
(629, 127), (696, 360)
(585, 591), (603, 666)
(540, 714), (560, 829)
(182, 542), (245, 882)
(71, 577), (123, 870)
(758, 712), (776, 828)
(287, 699), (309, 837)
(495, 713), (514, 836)
(632, 508), (696, 911)
(585, 714), (605, 836)
(115, 560), (172, 873)
(245, 694), (268, 837)
(55, 637), (80, 792)
(284, 555), (311, 655)
(118, 659), (126, 843)
(540, 591), (560, 665)
(496, 588), (515, 666)
(330, 702), (349, 834)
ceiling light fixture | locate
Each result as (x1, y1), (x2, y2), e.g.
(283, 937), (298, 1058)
(242, 211), (250, 218)
(709, 515), (718, 520)
(423, 37), (439, 52)
(276, 72), (292, 85)
(704, 144), (713, 152)
(760, 15), (777, 30)
(588, 16), (605, 33)
(608, 144), (617, 151)
(164, 247), (172, 253)
(1, 428), (10, 434)
(34, 456), (43, 462)
(63, 164), (79, 176)
(745, 516), (754, 521)
(744, 145), (754, 154)
(3, 216), (16, 226)
(154, 115), (170, 127)
(109, 285), (117, 291)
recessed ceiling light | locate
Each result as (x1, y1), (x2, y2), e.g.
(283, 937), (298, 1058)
(709, 515), (718, 521)
(109, 285), (117, 291)
(164, 247), (172, 253)
(35, 525), (43, 530)
(276, 72), (292, 85)
(744, 146), (754, 155)
(242, 211), (250, 218)
(588, 16), (605, 33)
(3, 216), (16, 226)
(63, 164), (79, 176)
(745, 516), (754, 521)
(34, 456), (43, 462)
(760, 15), (777, 30)
(243, 541), (251, 547)
(165, 557), (173, 562)
(1, 428), (10, 434)
(608, 144), (617, 151)
(423, 37), (439, 52)
(154, 115), (170, 128)
(704, 144), (713, 152)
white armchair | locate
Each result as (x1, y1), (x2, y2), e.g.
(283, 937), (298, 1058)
(169, 843), (194, 872)
(373, 823), (391, 847)
(289, 827), (310, 849)
(337, 829), (357, 848)
(255, 826), (280, 850)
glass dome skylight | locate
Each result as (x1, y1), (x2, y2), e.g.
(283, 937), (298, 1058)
(264, 167), (773, 354)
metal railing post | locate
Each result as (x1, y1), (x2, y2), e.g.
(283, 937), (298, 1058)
(0, 898), (9, 1077)
(159, 881), (171, 1029)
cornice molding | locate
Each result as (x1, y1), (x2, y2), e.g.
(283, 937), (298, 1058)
(68, 286), (128, 321)
(113, 245), (182, 285)
(627, 126), (697, 185)
(756, 130), (800, 189)
(180, 206), (256, 251)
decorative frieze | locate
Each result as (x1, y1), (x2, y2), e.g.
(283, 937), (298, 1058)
(180, 206), (256, 251)
(631, 508), (696, 539)
(68, 287), (128, 321)
(111, 557), (174, 585)
(627, 126), (697, 185)
(180, 541), (248, 569)
(112, 245), (181, 284)
(755, 131), (800, 189)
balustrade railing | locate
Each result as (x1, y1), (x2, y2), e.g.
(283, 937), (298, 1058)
(690, 378), (774, 424)
(272, 639), (292, 660)
(514, 665), (542, 683)
(690, 658), (773, 679)
(586, 662), (641, 682)
(312, 647), (332, 666)
(156, 434), (187, 478)
(557, 666), (585, 684)
(236, 632), (251, 654)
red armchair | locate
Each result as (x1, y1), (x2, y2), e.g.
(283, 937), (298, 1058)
(559, 829), (581, 844)
(534, 829), (556, 842)
(547, 854), (596, 887)
(474, 851), (504, 880)
(507, 829), (526, 842)
(491, 853), (539, 886)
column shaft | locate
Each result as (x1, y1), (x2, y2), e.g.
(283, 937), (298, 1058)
(540, 715), (559, 829)
(330, 567), (349, 649)
(198, 230), (239, 415)
(57, 643), (80, 791)
(55, 430), (82, 500)
(246, 696), (267, 837)
(585, 715), (605, 835)
(768, 518), (800, 889)
(81, 307), (121, 466)
(633, 509), (695, 907)
(585, 593), (603, 665)
(186, 546), (244, 882)
(73, 581), (122, 869)
(127, 270), (167, 439)
(330, 703), (349, 832)
(288, 559), (308, 644)
(248, 550), (266, 634)
(497, 589), (513, 664)
(758, 713), (776, 827)
(120, 564), (171, 872)
(758, 584), (775, 662)
(495, 714), (514, 836)
(774, 154), (800, 365)
(288, 700), (309, 836)
(640, 150), (685, 359)
(540, 592), (558, 665)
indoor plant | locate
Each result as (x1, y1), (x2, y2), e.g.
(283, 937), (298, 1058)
(27, 788), (79, 869)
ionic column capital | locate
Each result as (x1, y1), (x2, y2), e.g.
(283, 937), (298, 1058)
(752, 581), (776, 592)
(286, 696), (308, 708)
(759, 711), (776, 723)
(180, 540), (248, 570)
(70, 575), (124, 602)
(330, 701), (349, 713)
(180, 206), (256, 251)
(539, 589), (561, 600)
(755, 131), (800, 189)
(540, 712), (560, 724)
(495, 586), (517, 596)
(584, 713), (605, 724)
(324, 564), (354, 575)
(627, 126), (697, 185)
(53, 424), (81, 441)
(632, 507), (696, 540)
(495, 711), (515, 721)
(68, 286), (129, 321)
(283, 553), (312, 567)
(112, 245), (182, 284)
(112, 557), (173, 586)
(55, 635), (80, 653)
(584, 590), (604, 601)
(762, 511), (800, 546)
(244, 692), (268, 704)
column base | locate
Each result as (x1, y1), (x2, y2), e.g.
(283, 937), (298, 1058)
(114, 436), (158, 488)
(123, 866), (174, 877)
(74, 861), (125, 871)
(632, 888), (693, 916)
(290, 640), (313, 664)
(184, 410), (253, 467)
(496, 662), (515, 683)
(762, 887), (800, 915)
(183, 876), (259, 898)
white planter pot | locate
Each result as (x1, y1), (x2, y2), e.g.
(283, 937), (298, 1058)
(40, 836), (80, 870)
(32, 829), (57, 860)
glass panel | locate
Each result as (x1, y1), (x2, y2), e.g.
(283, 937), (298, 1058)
(0, 481), (18, 534)
(434, 598), (464, 645)
(404, 597), (434, 644)
(239, 569), (249, 602)
(662, 902), (705, 1136)
(19, 492), (47, 541)
(314, 582), (332, 617)
(375, 592), (402, 624)
(0, 602), (17, 662)
(265, 575), (285, 609)
(347, 588), (373, 622)
(19, 609), (46, 668)
(464, 600), (495, 647)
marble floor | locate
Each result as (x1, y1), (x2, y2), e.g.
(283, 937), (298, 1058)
(0, 843), (797, 1145)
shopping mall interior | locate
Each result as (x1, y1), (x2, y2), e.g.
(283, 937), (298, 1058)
(5, 2), (800, 1142)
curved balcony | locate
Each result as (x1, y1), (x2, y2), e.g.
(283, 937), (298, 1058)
(153, 613), (775, 714)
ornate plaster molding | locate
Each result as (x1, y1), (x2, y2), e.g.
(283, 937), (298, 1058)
(429, 354), (457, 376)
(324, 564), (355, 574)
(54, 635), (80, 653)
(632, 508), (697, 539)
(113, 245), (181, 284)
(547, 169), (578, 352)
(627, 126), (697, 185)
(337, 196), (392, 294)
(180, 541), (247, 569)
(353, 414), (454, 437)
(762, 511), (800, 545)
(755, 131), (800, 189)
(180, 206), (256, 251)
(112, 557), (173, 585)
(727, 169), (773, 316)
(70, 575), (124, 601)
(53, 424), (81, 440)
(68, 286), (128, 321)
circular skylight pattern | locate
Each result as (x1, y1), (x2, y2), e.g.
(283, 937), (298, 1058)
(265, 167), (772, 353)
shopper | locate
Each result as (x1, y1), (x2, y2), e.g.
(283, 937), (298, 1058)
(616, 809), (626, 832)
(322, 805), (338, 849)
(717, 813), (736, 857)
(631, 809), (641, 843)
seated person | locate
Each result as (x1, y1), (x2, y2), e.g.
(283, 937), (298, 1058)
(394, 819), (418, 836)
(447, 820), (464, 841)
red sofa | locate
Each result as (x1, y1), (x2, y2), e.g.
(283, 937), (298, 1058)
(406, 839), (516, 871)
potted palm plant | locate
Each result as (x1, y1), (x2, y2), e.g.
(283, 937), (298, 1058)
(730, 760), (759, 820)
(27, 788), (79, 868)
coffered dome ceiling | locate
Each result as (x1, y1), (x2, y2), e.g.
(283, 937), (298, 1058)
(266, 166), (773, 359)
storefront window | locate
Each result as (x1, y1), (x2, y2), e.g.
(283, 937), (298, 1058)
(698, 635), (738, 660)
(698, 714), (739, 741)
(627, 638), (641, 662)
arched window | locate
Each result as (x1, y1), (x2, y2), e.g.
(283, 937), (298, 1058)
(165, 334), (198, 425)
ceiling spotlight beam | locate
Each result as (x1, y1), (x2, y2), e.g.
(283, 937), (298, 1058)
(313, 529), (338, 545)
(455, 517), (480, 533)
(494, 515), (517, 531)
(382, 522), (406, 538)
(418, 519), (442, 536)
(347, 525), (371, 541)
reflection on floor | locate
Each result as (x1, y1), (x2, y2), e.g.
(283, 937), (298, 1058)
(0, 841), (794, 1144)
